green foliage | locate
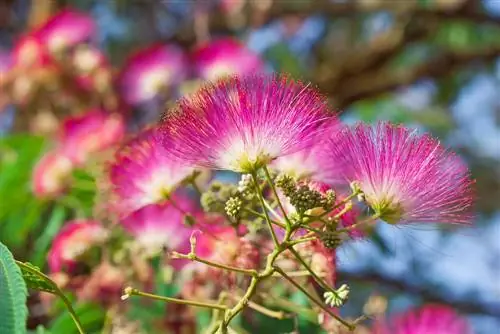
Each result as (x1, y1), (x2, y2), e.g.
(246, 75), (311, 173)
(49, 303), (104, 334)
(0, 241), (28, 334)
(18, 262), (58, 294)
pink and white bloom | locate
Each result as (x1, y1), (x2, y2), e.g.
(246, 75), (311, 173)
(323, 122), (474, 225)
(37, 9), (95, 53)
(12, 35), (52, 68)
(373, 304), (473, 334)
(120, 196), (196, 256)
(108, 128), (195, 217)
(193, 38), (264, 81)
(48, 220), (109, 273)
(59, 110), (125, 165)
(117, 44), (187, 105)
(162, 74), (334, 172)
(32, 150), (74, 198)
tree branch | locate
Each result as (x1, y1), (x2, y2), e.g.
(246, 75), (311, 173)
(338, 270), (500, 318)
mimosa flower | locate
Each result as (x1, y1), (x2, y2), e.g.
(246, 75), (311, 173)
(120, 196), (196, 257)
(118, 44), (187, 105)
(59, 110), (125, 164)
(37, 9), (95, 53)
(162, 74), (334, 172)
(193, 38), (264, 81)
(108, 128), (195, 217)
(32, 150), (74, 198)
(373, 304), (473, 334)
(323, 122), (474, 225)
(48, 220), (108, 273)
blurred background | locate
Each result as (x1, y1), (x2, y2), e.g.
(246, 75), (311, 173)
(0, 0), (499, 333)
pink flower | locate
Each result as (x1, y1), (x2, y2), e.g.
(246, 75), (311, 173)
(48, 220), (108, 273)
(32, 150), (74, 198)
(108, 128), (194, 217)
(118, 44), (187, 105)
(162, 74), (335, 172)
(373, 304), (474, 334)
(12, 35), (52, 68)
(59, 110), (125, 165)
(120, 196), (196, 257)
(193, 38), (264, 81)
(37, 9), (95, 53)
(323, 122), (474, 225)
(76, 262), (125, 306)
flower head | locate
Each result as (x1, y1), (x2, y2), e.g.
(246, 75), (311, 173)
(12, 35), (52, 68)
(48, 220), (108, 273)
(193, 38), (264, 81)
(37, 9), (95, 53)
(32, 150), (74, 198)
(59, 110), (125, 165)
(120, 195), (196, 257)
(108, 127), (195, 217)
(118, 44), (187, 105)
(323, 122), (474, 225)
(162, 74), (335, 172)
(373, 304), (473, 334)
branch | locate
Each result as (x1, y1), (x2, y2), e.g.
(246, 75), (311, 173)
(328, 45), (500, 109)
(338, 270), (500, 318)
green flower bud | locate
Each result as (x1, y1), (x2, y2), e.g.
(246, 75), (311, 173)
(319, 230), (342, 249)
(225, 196), (243, 218)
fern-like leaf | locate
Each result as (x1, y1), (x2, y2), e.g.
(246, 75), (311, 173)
(0, 241), (28, 334)
(18, 262), (58, 294)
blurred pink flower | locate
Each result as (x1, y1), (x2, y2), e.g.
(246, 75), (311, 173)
(120, 195), (196, 259)
(37, 9), (95, 53)
(48, 220), (108, 273)
(108, 128), (194, 217)
(59, 110), (125, 164)
(373, 304), (474, 334)
(12, 35), (52, 68)
(193, 38), (264, 81)
(323, 122), (474, 225)
(76, 262), (125, 306)
(32, 150), (74, 198)
(117, 44), (187, 105)
(162, 74), (334, 172)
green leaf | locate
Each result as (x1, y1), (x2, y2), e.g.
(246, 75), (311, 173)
(18, 262), (58, 294)
(32, 205), (67, 267)
(50, 303), (104, 334)
(0, 241), (28, 334)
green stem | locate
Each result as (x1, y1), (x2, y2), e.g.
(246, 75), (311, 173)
(273, 266), (355, 331)
(262, 165), (292, 227)
(16, 261), (85, 334)
(251, 171), (280, 247)
(171, 252), (258, 277)
(123, 287), (227, 311)
(242, 208), (287, 229)
(287, 247), (332, 292)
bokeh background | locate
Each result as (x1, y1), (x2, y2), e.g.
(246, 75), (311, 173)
(0, 0), (499, 333)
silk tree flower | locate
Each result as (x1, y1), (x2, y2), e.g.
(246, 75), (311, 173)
(323, 122), (474, 225)
(37, 9), (95, 54)
(59, 110), (125, 165)
(32, 150), (74, 198)
(193, 38), (264, 81)
(48, 220), (109, 273)
(117, 44), (187, 105)
(373, 304), (473, 334)
(108, 128), (195, 217)
(120, 197), (196, 258)
(12, 35), (52, 68)
(162, 74), (335, 173)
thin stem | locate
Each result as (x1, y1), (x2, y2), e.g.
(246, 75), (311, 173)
(262, 165), (292, 227)
(270, 270), (324, 278)
(251, 171), (280, 247)
(337, 213), (380, 233)
(229, 295), (287, 320)
(273, 266), (355, 331)
(16, 261), (85, 334)
(171, 252), (258, 277)
(242, 208), (287, 229)
(287, 236), (318, 247)
(287, 247), (332, 292)
(123, 287), (227, 311)
(259, 293), (318, 323)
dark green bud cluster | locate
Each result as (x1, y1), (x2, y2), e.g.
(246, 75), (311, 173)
(290, 185), (324, 214)
(275, 174), (296, 197)
(225, 197), (243, 218)
(183, 214), (197, 227)
(319, 229), (342, 249)
(200, 181), (238, 213)
(321, 189), (337, 210)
